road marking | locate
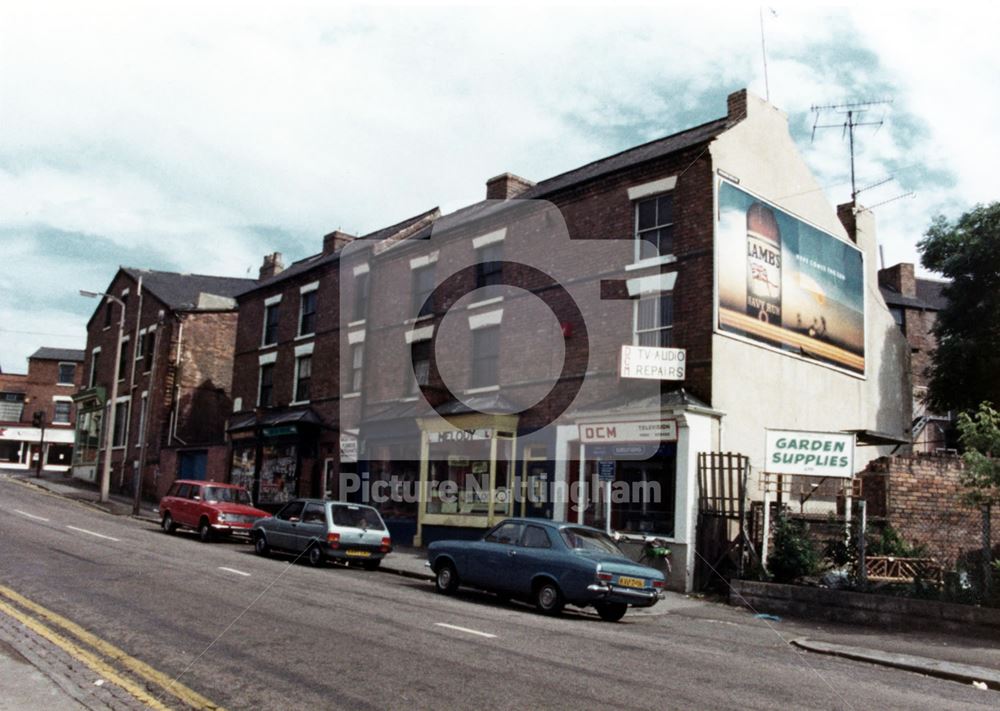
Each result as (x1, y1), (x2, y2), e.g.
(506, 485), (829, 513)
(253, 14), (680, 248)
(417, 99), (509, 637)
(0, 597), (172, 710)
(218, 567), (251, 577)
(66, 525), (121, 542)
(434, 623), (498, 639)
(13, 509), (49, 522)
(0, 585), (225, 710)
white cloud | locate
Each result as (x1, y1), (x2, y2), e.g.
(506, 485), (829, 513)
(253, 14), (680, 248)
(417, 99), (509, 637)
(0, 2), (995, 367)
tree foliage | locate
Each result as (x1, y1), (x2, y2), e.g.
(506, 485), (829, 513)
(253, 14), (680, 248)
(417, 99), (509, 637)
(917, 202), (1000, 413)
(956, 402), (1000, 506)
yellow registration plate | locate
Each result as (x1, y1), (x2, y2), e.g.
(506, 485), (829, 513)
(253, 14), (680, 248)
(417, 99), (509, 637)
(346, 550), (372, 558)
(617, 576), (645, 589)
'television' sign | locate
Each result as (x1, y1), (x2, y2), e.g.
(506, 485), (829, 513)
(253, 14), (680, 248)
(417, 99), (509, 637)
(764, 429), (855, 478)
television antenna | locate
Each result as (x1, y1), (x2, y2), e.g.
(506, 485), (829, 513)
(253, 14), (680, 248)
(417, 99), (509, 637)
(810, 99), (893, 202)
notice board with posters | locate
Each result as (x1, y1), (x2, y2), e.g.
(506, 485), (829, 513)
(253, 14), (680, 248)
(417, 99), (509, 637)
(716, 180), (866, 375)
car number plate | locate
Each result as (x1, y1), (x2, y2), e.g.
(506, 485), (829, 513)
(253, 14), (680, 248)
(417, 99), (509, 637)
(617, 576), (645, 589)
(346, 550), (371, 558)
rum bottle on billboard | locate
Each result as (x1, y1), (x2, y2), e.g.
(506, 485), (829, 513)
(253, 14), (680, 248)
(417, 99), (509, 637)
(746, 202), (782, 326)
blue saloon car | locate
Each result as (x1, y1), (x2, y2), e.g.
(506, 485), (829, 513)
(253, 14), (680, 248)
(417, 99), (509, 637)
(427, 518), (666, 622)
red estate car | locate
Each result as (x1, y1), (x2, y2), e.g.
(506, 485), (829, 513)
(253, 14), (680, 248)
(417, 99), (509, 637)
(159, 480), (270, 542)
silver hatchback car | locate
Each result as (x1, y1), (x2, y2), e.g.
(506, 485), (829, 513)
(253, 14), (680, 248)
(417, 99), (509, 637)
(251, 499), (392, 569)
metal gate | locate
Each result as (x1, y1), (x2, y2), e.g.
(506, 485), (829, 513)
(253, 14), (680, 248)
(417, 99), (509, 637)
(696, 452), (751, 591)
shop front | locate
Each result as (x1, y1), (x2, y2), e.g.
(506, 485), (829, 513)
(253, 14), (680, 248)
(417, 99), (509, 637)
(227, 409), (322, 510)
(71, 387), (106, 481)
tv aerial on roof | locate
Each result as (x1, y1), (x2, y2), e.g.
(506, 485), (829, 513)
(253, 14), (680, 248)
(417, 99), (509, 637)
(810, 99), (894, 202)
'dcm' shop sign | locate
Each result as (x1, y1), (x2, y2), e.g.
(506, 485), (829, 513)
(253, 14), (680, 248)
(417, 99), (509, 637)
(764, 429), (854, 478)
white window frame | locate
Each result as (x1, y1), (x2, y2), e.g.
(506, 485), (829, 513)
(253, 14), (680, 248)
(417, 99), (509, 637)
(298, 281), (319, 337)
(117, 336), (130, 382)
(111, 396), (130, 449)
(262, 295), (282, 347)
(52, 396), (72, 424)
(136, 391), (148, 449)
(89, 347), (101, 388)
(630, 179), (677, 267)
(633, 293), (674, 348)
(292, 353), (312, 404)
(56, 361), (76, 386)
(135, 328), (147, 361)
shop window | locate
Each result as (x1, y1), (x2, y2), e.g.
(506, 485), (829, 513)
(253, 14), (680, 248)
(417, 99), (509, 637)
(409, 340), (431, 395)
(350, 344), (364, 393)
(299, 290), (317, 336)
(476, 243), (503, 289)
(259, 363), (275, 407)
(112, 399), (129, 448)
(53, 401), (72, 424)
(230, 445), (256, 493)
(636, 294), (673, 347)
(635, 193), (674, 258)
(295, 354), (312, 402)
(57, 362), (75, 385)
(471, 326), (499, 388)
(117, 337), (130, 381)
(353, 272), (369, 321)
(261, 444), (298, 505)
(412, 265), (435, 318)
(263, 302), (280, 345)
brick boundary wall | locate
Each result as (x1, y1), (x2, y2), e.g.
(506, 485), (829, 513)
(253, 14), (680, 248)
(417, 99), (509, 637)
(860, 453), (999, 568)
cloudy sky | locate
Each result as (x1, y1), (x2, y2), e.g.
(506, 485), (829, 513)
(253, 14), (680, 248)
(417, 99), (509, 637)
(1, 2), (997, 372)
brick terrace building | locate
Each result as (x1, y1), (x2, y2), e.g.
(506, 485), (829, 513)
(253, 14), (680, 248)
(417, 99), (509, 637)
(878, 262), (952, 452)
(73, 268), (256, 499)
(235, 89), (912, 590)
(228, 210), (438, 516)
(0, 347), (84, 471)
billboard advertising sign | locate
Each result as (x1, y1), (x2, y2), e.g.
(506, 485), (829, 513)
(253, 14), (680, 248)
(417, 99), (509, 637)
(717, 181), (865, 375)
(764, 429), (855, 478)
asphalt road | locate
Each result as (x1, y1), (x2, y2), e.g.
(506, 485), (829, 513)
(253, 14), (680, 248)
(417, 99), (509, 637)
(0, 476), (995, 711)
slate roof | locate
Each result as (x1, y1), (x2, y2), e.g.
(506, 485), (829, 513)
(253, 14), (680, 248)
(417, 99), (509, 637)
(915, 278), (948, 310)
(123, 268), (257, 311)
(239, 207), (441, 296)
(30, 347), (85, 362)
(521, 116), (731, 199)
(879, 277), (949, 312)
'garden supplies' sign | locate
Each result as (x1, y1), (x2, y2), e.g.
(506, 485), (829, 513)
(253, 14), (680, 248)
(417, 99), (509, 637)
(764, 429), (854, 478)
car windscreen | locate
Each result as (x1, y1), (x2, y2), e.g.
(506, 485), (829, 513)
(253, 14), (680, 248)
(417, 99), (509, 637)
(204, 487), (252, 506)
(331, 505), (385, 530)
(560, 527), (622, 555)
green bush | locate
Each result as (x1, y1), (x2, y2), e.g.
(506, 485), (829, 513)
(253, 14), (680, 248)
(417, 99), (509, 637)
(866, 524), (927, 558)
(768, 515), (820, 583)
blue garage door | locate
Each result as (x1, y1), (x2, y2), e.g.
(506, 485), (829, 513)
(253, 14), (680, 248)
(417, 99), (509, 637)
(179, 450), (208, 480)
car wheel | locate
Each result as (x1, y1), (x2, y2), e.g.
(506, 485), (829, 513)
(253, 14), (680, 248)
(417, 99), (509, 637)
(362, 559), (381, 571)
(254, 533), (270, 557)
(307, 544), (325, 567)
(595, 602), (628, 622)
(161, 513), (176, 534)
(534, 581), (564, 615)
(435, 562), (459, 594)
(198, 520), (213, 543)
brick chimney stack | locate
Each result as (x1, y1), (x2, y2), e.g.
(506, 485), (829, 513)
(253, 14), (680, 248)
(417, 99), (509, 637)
(323, 230), (356, 255)
(878, 263), (917, 298)
(486, 172), (535, 200)
(259, 252), (284, 281)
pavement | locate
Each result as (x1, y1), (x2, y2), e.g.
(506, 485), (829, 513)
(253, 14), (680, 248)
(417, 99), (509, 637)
(3, 467), (999, 706)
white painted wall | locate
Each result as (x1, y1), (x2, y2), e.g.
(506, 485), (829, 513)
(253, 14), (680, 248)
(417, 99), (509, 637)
(709, 93), (911, 490)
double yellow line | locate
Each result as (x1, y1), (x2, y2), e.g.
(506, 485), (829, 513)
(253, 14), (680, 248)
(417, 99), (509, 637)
(0, 584), (224, 711)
